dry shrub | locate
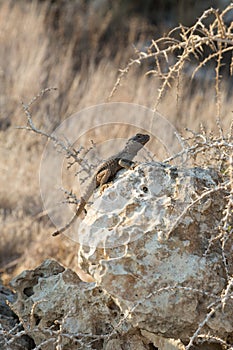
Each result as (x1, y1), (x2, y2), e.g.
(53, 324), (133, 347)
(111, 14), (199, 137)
(110, 5), (233, 113)
(173, 126), (233, 349)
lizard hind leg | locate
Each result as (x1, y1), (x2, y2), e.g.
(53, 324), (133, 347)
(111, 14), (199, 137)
(97, 168), (113, 194)
(96, 168), (112, 186)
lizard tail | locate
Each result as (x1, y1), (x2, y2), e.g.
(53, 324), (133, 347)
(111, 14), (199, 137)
(52, 198), (86, 236)
(52, 212), (78, 236)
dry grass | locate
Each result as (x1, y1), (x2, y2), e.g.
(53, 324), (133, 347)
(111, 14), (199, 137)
(0, 1), (232, 285)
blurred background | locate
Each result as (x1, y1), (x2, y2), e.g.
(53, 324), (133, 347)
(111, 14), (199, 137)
(0, 0), (232, 283)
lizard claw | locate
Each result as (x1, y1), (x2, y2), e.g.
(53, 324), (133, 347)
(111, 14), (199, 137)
(100, 182), (113, 194)
(130, 162), (138, 169)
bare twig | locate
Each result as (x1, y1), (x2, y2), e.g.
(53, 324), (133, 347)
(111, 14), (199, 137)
(19, 88), (93, 176)
(109, 4), (233, 112)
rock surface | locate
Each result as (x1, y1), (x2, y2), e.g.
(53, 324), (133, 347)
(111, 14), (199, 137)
(78, 163), (231, 341)
(10, 259), (191, 350)
(0, 278), (34, 350)
(9, 162), (232, 349)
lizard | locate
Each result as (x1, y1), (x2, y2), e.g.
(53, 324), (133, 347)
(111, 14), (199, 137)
(52, 133), (150, 236)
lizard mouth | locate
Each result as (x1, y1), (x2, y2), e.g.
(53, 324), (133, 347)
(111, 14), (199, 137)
(142, 135), (150, 144)
(126, 133), (150, 146)
(136, 133), (150, 145)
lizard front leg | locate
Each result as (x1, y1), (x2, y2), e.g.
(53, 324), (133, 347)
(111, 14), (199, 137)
(119, 158), (136, 169)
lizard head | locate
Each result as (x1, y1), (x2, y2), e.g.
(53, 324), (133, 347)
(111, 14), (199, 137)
(129, 133), (150, 146)
(123, 133), (150, 156)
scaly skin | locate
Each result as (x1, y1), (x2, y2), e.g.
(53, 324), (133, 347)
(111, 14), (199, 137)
(52, 133), (150, 236)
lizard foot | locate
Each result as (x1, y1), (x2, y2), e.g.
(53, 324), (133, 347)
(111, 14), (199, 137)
(100, 182), (113, 194)
(130, 162), (138, 170)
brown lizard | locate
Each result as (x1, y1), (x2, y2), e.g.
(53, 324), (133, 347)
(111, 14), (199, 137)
(52, 133), (150, 236)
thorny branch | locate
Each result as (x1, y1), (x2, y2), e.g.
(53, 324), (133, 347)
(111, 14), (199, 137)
(164, 124), (233, 348)
(109, 5), (233, 113)
(19, 87), (93, 176)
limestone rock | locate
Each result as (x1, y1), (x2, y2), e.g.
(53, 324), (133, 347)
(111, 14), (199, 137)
(141, 330), (186, 350)
(78, 162), (231, 342)
(10, 259), (190, 350)
(10, 259), (125, 349)
(0, 278), (34, 350)
(9, 162), (232, 349)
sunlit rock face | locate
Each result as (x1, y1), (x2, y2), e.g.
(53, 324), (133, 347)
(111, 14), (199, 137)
(10, 259), (122, 349)
(78, 162), (231, 341)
